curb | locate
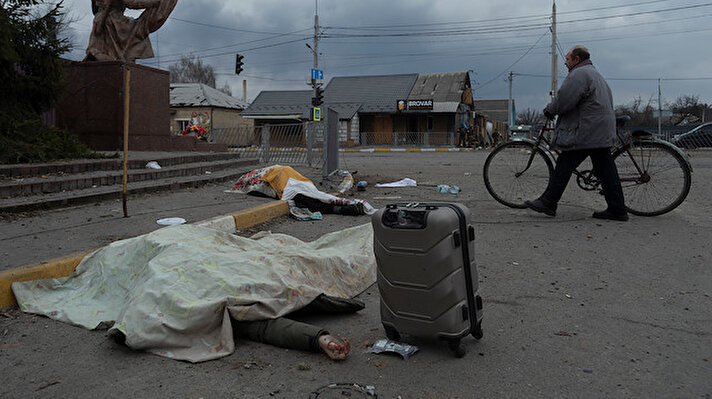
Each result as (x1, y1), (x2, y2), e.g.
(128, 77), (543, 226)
(343, 148), (476, 153)
(0, 200), (290, 309)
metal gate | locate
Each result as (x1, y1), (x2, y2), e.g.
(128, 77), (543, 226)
(210, 122), (325, 167)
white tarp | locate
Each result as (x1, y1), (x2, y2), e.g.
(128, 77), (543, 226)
(12, 223), (376, 363)
(281, 178), (376, 215)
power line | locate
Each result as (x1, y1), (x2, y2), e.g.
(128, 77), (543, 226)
(143, 36), (310, 66)
(169, 17), (310, 36)
(515, 73), (712, 81)
(317, 3), (712, 43)
(323, 0), (676, 31)
(475, 30), (549, 90)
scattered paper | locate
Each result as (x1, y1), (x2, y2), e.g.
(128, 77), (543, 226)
(375, 178), (417, 188)
(156, 217), (186, 226)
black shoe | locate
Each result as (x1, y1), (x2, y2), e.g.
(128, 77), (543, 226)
(524, 198), (556, 216)
(592, 209), (629, 221)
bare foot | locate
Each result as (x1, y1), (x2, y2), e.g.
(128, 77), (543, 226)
(318, 334), (350, 360)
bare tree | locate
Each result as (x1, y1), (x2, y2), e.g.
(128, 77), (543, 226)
(516, 108), (546, 127)
(667, 95), (710, 125)
(169, 54), (216, 88)
(614, 95), (659, 126)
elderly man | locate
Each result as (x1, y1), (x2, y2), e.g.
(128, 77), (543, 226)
(525, 46), (628, 221)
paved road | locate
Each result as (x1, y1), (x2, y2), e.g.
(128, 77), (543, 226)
(1, 151), (711, 398)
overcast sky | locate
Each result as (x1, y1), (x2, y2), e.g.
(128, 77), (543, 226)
(58, 0), (712, 113)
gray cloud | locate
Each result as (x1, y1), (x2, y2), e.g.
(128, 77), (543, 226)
(59, 0), (712, 111)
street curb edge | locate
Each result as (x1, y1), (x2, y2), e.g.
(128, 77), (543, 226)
(0, 200), (290, 309)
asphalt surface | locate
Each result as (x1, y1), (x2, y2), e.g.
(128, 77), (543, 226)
(1, 151), (711, 398)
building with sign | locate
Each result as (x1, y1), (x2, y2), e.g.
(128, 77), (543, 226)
(241, 71), (475, 146)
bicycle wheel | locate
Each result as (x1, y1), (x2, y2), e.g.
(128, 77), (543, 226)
(483, 141), (554, 208)
(613, 140), (691, 216)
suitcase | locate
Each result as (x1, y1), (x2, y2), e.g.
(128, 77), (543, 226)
(371, 202), (483, 357)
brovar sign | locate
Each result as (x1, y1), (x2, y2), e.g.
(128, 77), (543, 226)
(407, 99), (433, 110)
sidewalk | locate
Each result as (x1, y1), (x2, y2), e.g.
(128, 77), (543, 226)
(0, 161), (298, 272)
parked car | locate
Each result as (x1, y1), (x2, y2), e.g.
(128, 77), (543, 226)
(671, 122), (712, 149)
(509, 125), (531, 139)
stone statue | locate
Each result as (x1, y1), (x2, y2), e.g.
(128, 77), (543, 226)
(84, 0), (178, 63)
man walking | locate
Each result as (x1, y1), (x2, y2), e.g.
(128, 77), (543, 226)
(525, 45), (628, 221)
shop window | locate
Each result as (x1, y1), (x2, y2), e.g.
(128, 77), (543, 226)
(427, 116), (434, 131)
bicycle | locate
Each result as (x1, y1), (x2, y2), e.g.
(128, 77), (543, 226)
(482, 116), (692, 216)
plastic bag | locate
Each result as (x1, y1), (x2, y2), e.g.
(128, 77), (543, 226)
(367, 339), (419, 359)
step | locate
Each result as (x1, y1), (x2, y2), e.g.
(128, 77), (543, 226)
(0, 159), (259, 213)
(0, 158), (253, 197)
(0, 152), (243, 178)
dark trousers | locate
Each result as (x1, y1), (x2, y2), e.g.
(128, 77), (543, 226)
(543, 148), (626, 213)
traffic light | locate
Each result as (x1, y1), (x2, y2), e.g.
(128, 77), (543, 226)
(311, 86), (324, 106)
(235, 54), (244, 75)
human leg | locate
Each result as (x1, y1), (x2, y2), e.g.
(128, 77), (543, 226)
(525, 150), (588, 216)
(589, 148), (628, 220)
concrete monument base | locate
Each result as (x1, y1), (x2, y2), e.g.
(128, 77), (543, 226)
(56, 61), (225, 152)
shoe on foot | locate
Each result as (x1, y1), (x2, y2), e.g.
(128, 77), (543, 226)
(524, 198), (556, 216)
(592, 209), (629, 221)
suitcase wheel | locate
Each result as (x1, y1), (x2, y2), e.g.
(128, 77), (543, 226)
(471, 322), (483, 340)
(448, 338), (466, 358)
(383, 325), (401, 342)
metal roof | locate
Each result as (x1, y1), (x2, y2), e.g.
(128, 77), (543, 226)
(325, 74), (419, 113)
(241, 90), (313, 118)
(241, 72), (476, 118)
(170, 83), (249, 110)
(409, 72), (468, 102)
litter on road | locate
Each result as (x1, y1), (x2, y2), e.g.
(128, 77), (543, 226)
(374, 177), (417, 188)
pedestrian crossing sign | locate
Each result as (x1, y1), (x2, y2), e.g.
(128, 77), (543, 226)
(313, 107), (321, 121)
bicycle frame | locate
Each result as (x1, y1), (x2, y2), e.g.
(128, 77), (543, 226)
(515, 124), (687, 190)
(484, 118), (692, 216)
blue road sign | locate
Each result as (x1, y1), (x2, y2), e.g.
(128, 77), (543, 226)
(313, 107), (322, 121)
(311, 68), (324, 80)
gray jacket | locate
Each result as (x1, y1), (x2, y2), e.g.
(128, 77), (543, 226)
(544, 60), (616, 152)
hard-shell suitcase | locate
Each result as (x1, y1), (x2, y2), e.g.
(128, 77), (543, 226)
(371, 202), (483, 357)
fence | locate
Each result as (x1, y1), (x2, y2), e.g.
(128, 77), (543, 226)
(629, 125), (712, 150)
(209, 123), (325, 166)
(355, 131), (455, 147)
(351, 131), (503, 148)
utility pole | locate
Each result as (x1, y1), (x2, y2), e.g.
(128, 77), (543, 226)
(551, 1), (557, 100)
(508, 72), (514, 130)
(313, 0), (319, 96)
(658, 78), (662, 137)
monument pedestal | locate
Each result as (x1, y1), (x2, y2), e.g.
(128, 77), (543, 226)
(56, 61), (224, 151)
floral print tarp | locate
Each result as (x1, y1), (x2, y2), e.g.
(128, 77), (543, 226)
(230, 165), (281, 198)
(12, 223), (376, 363)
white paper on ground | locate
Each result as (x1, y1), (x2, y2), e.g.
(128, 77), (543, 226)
(374, 178), (417, 188)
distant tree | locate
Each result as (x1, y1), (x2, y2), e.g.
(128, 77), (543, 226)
(666, 95), (710, 125)
(169, 54), (217, 88)
(614, 96), (659, 126)
(516, 108), (546, 128)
